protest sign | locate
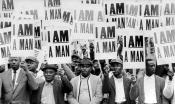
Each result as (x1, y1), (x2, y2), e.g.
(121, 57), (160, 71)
(33, 21), (45, 63)
(72, 5), (102, 40)
(145, 36), (155, 58)
(14, 0), (44, 20)
(123, 29), (145, 69)
(125, 1), (141, 29)
(95, 23), (119, 59)
(153, 27), (175, 65)
(11, 20), (35, 57)
(1, 0), (14, 20)
(1, 0), (14, 30)
(103, 0), (125, 29)
(34, 22), (42, 51)
(162, 0), (175, 27)
(81, 0), (103, 5)
(0, 27), (12, 64)
(44, 0), (62, 23)
(1, 0), (14, 11)
(140, 0), (162, 32)
(0, 18), (12, 29)
(61, 2), (75, 27)
(44, 26), (71, 64)
(62, 8), (73, 25)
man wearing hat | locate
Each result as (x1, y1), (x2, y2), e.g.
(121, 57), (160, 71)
(102, 58), (135, 104)
(25, 56), (45, 104)
(0, 56), (38, 104)
(33, 64), (73, 104)
(25, 56), (39, 75)
(25, 56), (45, 81)
(71, 54), (82, 76)
(68, 58), (102, 104)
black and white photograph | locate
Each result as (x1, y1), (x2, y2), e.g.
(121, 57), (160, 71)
(0, 0), (175, 104)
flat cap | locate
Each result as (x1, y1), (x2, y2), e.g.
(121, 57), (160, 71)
(79, 58), (93, 66)
(41, 64), (58, 72)
(25, 56), (39, 63)
(72, 54), (80, 59)
(110, 58), (123, 65)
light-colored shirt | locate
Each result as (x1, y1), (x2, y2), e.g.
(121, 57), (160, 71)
(163, 76), (175, 104)
(11, 68), (21, 88)
(79, 76), (91, 104)
(114, 76), (126, 103)
(171, 76), (175, 104)
(144, 75), (157, 103)
(41, 81), (55, 104)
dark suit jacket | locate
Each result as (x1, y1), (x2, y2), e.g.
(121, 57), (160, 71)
(103, 74), (135, 104)
(0, 68), (38, 104)
(0, 78), (2, 99)
(130, 75), (168, 104)
(32, 76), (73, 104)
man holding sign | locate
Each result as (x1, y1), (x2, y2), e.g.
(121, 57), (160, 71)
(102, 58), (136, 104)
(130, 58), (168, 104)
(0, 56), (38, 104)
(68, 58), (102, 104)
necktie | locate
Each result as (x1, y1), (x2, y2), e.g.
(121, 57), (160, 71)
(12, 70), (17, 88)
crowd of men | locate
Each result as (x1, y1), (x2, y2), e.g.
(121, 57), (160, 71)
(0, 54), (175, 104)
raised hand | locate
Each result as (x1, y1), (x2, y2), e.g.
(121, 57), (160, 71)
(20, 61), (29, 72)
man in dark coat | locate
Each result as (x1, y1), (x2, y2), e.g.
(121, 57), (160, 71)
(103, 58), (135, 104)
(33, 64), (73, 104)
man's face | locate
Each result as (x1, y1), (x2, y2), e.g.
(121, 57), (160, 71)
(80, 64), (92, 77)
(93, 62), (101, 75)
(44, 69), (56, 82)
(26, 60), (38, 72)
(8, 57), (21, 70)
(146, 60), (156, 76)
(75, 66), (81, 76)
(72, 57), (80, 65)
(110, 63), (123, 77)
(93, 61), (100, 69)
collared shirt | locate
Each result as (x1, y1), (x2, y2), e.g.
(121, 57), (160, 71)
(41, 81), (55, 104)
(114, 76), (126, 103)
(11, 68), (21, 87)
(144, 75), (157, 103)
(79, 75), (91, 104)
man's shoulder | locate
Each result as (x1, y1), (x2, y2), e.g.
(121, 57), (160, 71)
(70, 76), (79, 83)
(155, 75), (165, 82)
(0, 70), (9, 77)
